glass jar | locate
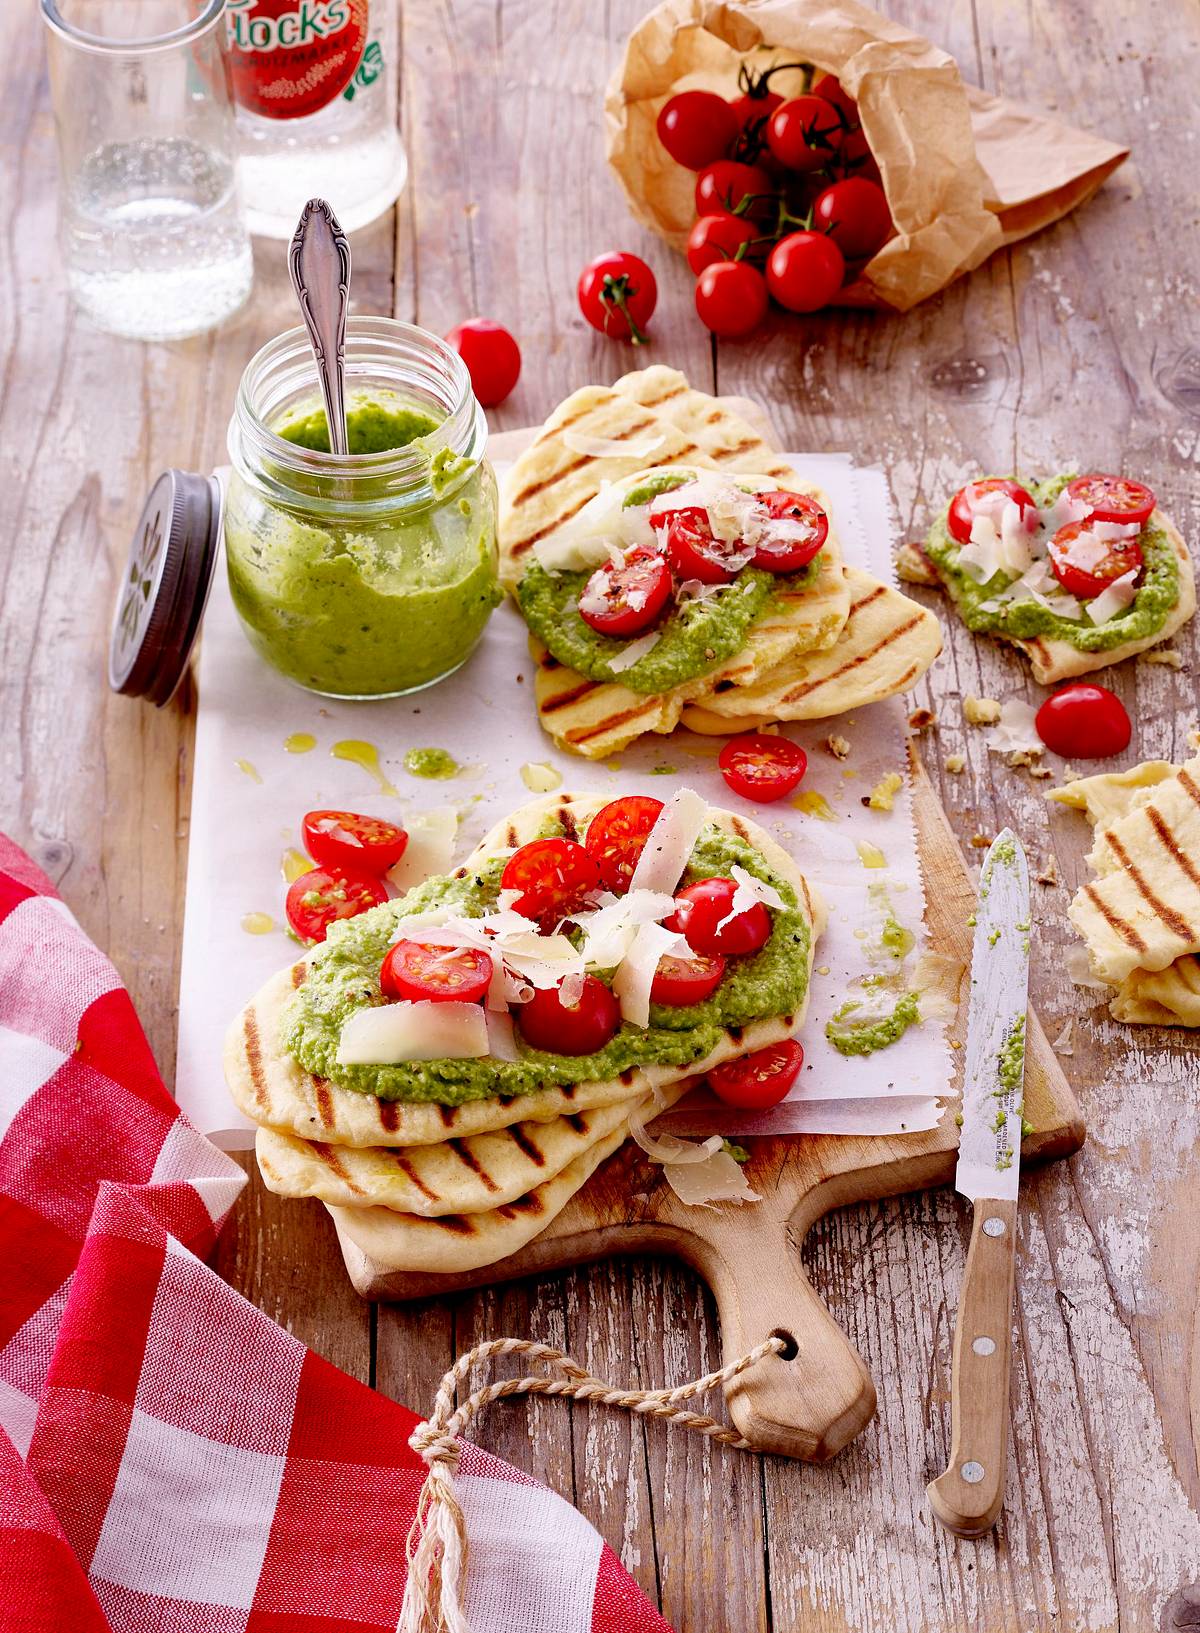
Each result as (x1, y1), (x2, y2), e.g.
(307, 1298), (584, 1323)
(225, 318), (499, 699)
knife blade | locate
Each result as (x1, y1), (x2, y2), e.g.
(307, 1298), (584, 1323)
(928, 828), (1031, 1538)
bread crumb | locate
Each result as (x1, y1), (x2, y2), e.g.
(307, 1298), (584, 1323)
(1007, 749), (1038, 769)
(865, 771), (904, 811)
(969, 833), (993, 848)
(1029, 765), (1054, 780)
(1188, 725), (1200, 751)
(1052, 1019), (1075, 1057)
(821, 734), (851, 760)
(908, 708), (935, 733)
(1036, 853), (1060, 886)
(1138, 647), (1184, 669)
(945, 753), (966, 774)
(964, 696), (1002, 726)
(1062, 762), (1082, 782)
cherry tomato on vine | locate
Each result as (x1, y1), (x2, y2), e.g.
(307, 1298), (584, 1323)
(444, 318), (520, 407)
(709, 1039), (804, 1109)
(718, 733), (808, 804)
(1066, 475), (1156, 527)
(577, 252), (657, 345)
(766, 94), (845, 172)
(752, 490), (829, 571)
(650, 502), (744, 583)
(667, 877), (772, 957)
(810, 73), (858, 124)
(578, 546), (673, 638)
(687, 212), (759, 275)
(301, 810), (409, 875)
(812, 177), (892, 260)
(583, 795), (664, 895)
(946, 478), (1039, 546)
(1034, 684), (1132, 759)
(380, 941), (494, 1005)
(730, 87), (785, 140)
(694, 260), (769, 338)
(656, 89), (739, 171)
(650, 951), (727, 1007)
(1047, 521), (1144, 601)
(517, 975), (621, 1056)
(694, 159), (774, 222)
(285, 866), (388, 946)
(766, 230), (845, 312)
(501, 838), (602, 930)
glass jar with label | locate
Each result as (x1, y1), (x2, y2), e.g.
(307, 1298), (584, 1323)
(223, 0), (407, 237)
(223, 317), (500, 699)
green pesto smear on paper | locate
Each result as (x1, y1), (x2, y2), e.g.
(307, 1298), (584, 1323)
(825, 990), (920, 1057)
(404, 747), (460, 780)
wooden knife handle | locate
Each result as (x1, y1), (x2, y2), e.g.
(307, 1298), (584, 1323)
(927, 1195), (1019, 1536)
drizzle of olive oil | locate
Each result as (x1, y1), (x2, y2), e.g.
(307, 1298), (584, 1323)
(331, 738), (399, 796)
(281, 847), (310, 884)
(241, 912), (275, 935)
(856, 840), (887, 869)
(235, 758), (262, 784)
(284, 732), (317, 754)
(792, 789), (837, 821)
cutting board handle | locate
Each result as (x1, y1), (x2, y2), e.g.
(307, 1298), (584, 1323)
(684, 1215), (877, 1461)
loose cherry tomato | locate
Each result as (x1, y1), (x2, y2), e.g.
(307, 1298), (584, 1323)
(766, 230), (845, 313)
(656, 89), (739, 171)
(301, 810), (409, 875)
(667, 877), (772, 957)
(650, 951), (727, 1006)
(694, 159), (774, 222)
(687, 212), (759, 275)
(579, 546), (673, 637)
(1034, 683), (1132, 760)
(444, 318), (520, 408)
(380, 940), (494, 1005)
(810, 73), (858, 124)
(694, 260), (770, 339)
(500, 837), (602, 930)
(650, 502), (744, 583)
(517, 974), (621, 1056)
(1047, 520), (1144, 600)
(766, 94), (844, 172)
(946, 478), (1039, 546)
(752, 490), (829, 571)
(577, 252), (657, 345)
(812, 177), (891, 259)
(709, 1039), (804, 1109)
(583, 796), (664, 894)
(285, 865), (388, 946)
(718, 734), (808, 804)
(1066, 475), (1156, 527)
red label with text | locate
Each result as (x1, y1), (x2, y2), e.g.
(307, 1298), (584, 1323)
(224, 0), (368, 120)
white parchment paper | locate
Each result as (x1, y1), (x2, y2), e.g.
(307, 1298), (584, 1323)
(176, 457), (952, 1146)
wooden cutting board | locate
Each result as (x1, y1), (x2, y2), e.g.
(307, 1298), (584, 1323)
(334, 751), (1084, 1462)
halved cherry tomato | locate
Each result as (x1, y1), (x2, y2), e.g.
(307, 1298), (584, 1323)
(811, 176), (891, 259)
(1034, 683), (1131, 759)
(709, 1039), (804, 1109)
(656, 89), (739, 171)
(301, 810), (409, 875)
(578, 546), (673, 637)
(718, 734), (808, 804)
(650, 503), (745, 583)
(694, 260), (770, 338)
(766, 229), (845, 313)
(380, 940), (493, 1004)
(650, 951), (727, 1007)
(694, 159), (774, 222)
(667, 877), (772, 957)
(752, 490), (829, 570)
(946, 478), (1039, 546)
(517, 974), (621, 1056)
(687, 212), (759, 275)
(500, 837), (601, 930)
(1066, 475), (1156, 527)
(583, 796), (664, 894)
(285, 865), (388, 945)
(766, 94), (844, 172)
(1047, 520), (1144, 600)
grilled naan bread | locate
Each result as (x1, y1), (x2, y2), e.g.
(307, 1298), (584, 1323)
(1051, 759), (1200, 1024)
(679, 569), (943, 733)
(499, 368), (852, 757)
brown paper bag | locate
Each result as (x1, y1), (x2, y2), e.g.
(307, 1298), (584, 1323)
(605, 0), (1128, 312)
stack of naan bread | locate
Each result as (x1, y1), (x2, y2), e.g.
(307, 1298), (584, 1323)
(225, 793), (824, 1277)
(498, 365), (942, 758)
(1050, 757), (1200, 1025)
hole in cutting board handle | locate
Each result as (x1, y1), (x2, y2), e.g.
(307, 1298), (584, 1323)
(770, 1327), (799, 1362)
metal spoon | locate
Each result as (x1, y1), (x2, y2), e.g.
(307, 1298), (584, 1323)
(288, 198), (351, 457)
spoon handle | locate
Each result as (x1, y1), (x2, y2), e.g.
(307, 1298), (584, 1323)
(288, 198), (351, 457)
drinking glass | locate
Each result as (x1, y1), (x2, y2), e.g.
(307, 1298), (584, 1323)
(41, 0), (254, 341)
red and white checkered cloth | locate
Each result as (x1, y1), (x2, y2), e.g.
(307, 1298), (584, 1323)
(0, 834), (671, 1633)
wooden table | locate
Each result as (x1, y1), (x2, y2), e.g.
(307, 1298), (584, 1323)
(5, 1), (1199, 1627)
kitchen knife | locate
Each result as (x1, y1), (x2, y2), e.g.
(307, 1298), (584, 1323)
(928, 828), (1030, 1538)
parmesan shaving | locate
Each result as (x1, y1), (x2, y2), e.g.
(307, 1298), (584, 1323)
(715, 864), (785, 930)
(560, 429), (665, 460)
(1084, 566), (1139, 626)
(627, 1105), (761, 1207)
(1066, 944), (1111, 993)
(612, 920), (686, 1028)
(575, 889), (676, 971)
(607, 630), (661, 674)
(484, 1007), (520, 1062)
(628, 787), (708, 896)
(386, 808), (458, 892)
(986, 699), (1044, 757)
(1051, 1018), (1075, 1056)
(336, 1000), (489, 1065)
